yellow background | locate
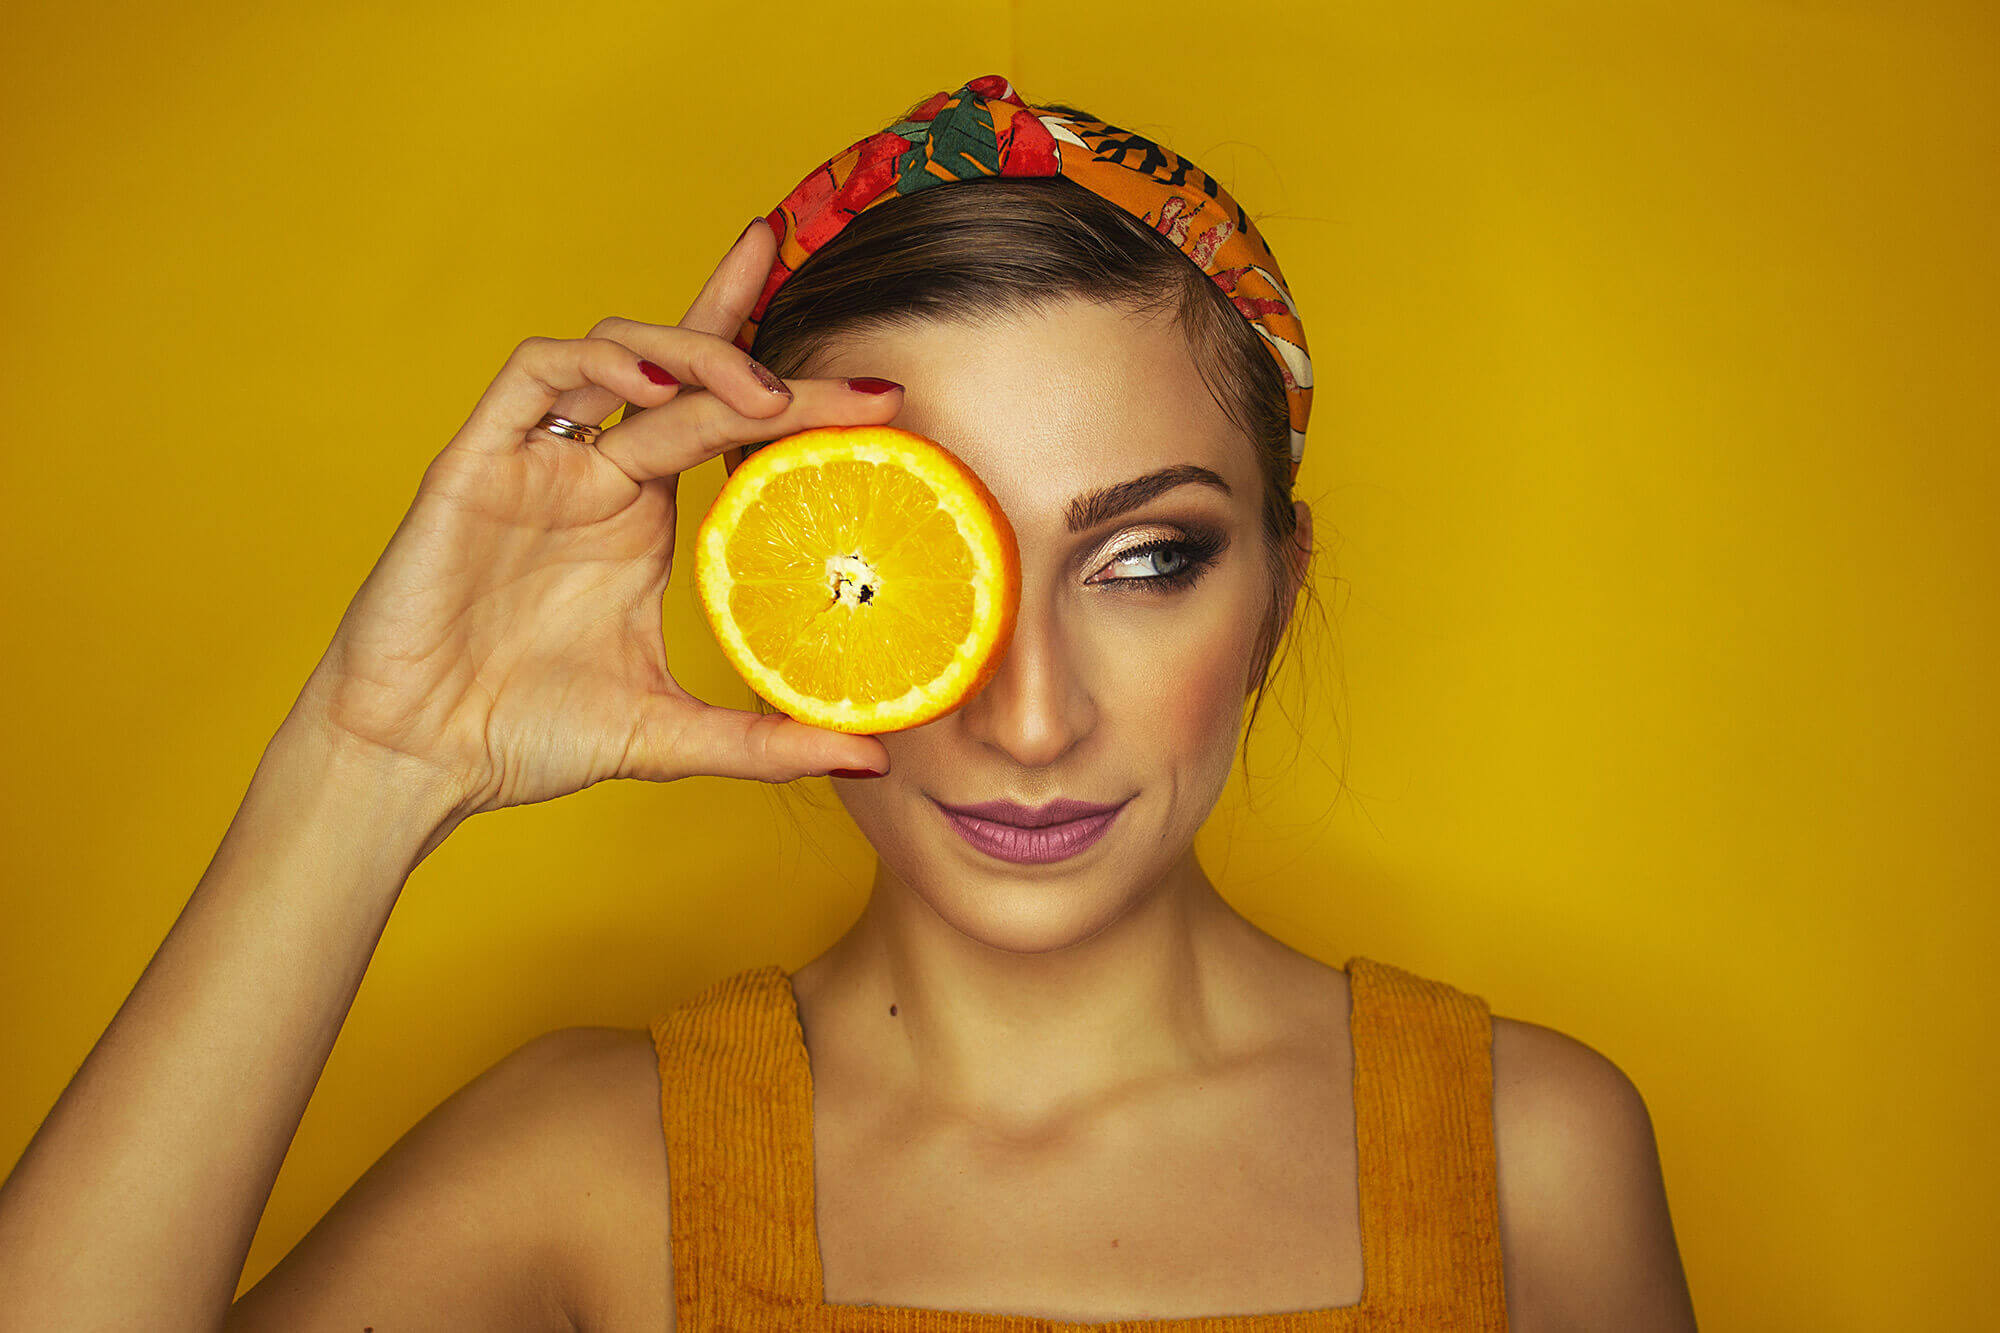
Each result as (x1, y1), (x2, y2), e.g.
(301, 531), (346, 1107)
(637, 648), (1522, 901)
(2, 2), (1992, 1327)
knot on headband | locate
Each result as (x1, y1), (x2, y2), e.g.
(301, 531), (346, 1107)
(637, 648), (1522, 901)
(735, 74), (1314, 482)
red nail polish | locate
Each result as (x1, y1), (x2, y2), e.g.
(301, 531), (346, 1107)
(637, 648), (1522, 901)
(828, 767), (886, 779)
(747, 360), (791, 395)
(638, 358), (677, 386)
(845, 377), (902, 395)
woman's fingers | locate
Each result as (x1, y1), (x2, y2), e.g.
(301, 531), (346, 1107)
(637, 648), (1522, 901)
(623, 694), (889, 785)
(449, 325), (797, 460)
(590, 316), (796, 416)
(678, 216), (775, 339)
(449, 214), (782, 460)
(448, 335), (678, 458)
(540, 218), (780, 434)
(543, 220), (780, 435)
(592, 374), (905, 484)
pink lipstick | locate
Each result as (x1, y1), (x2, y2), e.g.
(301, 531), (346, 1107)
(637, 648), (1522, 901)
(932, 796), (1129, 865)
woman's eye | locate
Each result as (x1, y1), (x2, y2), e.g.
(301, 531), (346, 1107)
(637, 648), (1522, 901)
(1107, 544), (1189, 579)
(1090, 532), (1224, 591)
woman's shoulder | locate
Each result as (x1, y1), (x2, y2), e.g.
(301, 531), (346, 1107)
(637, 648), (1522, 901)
(1333, 953), (1681, 1322)
(1342, 954), (1643, 1104)
(1482, 1005), (1689, 1328)
(1385, 952), (1662, 1244)
(1489, 1009), (1645, 1111)
(502, 1025), (673, 1332)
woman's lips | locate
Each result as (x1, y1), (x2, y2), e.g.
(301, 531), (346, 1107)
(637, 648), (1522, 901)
(932, 797), (1128, 865)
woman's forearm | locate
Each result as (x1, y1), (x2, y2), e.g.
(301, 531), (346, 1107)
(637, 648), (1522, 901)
(0, 719), (465, 1332)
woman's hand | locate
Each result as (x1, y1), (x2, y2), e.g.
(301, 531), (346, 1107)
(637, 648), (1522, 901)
(286, 220), (898, 823)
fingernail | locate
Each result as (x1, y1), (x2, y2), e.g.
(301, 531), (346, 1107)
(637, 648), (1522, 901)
(845, 377), (902, 395)
(747, 359), (790, 396)
(638, 358), (678, 386)
(739, 216), (765, 244)
(828, 767), (886, 779)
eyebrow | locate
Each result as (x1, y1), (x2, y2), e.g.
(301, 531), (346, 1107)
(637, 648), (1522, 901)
(1065, 464), (1233, 534)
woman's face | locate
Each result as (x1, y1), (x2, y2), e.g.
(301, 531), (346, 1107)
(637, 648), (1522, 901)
(804, 295), (1308, 950)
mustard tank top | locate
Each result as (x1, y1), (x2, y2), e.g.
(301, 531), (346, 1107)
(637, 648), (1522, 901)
(648, 956), (1508, 1330)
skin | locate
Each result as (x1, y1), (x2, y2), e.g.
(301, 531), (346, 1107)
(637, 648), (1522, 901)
(786, 294), (1318, 1138)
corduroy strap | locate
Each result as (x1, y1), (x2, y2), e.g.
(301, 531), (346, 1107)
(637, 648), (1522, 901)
(1344, 956), (1509, 1328)
(654, 964), (824, 1326)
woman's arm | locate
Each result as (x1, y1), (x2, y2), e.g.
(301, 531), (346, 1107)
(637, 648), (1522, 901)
(0, 223), (892, 1331)
(222, 1024), (672, 1333)
(0, 718), (465, 1331)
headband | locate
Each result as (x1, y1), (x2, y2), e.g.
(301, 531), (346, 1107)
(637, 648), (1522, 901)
(728, 74), (1312, 485)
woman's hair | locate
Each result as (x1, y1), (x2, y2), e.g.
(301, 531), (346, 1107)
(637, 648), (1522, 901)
(742, 115), (1334, 780)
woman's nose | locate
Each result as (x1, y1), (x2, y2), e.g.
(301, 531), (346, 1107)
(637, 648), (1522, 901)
(953, 597), (1095, 768)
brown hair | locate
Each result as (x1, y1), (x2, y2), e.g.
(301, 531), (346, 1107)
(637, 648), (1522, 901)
(742, 132), (1336, 783)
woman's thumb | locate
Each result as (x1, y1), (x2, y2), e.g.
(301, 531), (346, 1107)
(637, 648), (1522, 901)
(621, 696), (889, 785)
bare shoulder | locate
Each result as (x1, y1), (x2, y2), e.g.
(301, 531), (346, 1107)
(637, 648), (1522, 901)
(226, 1025), (671, 1333)
(517, 1026), (675, 1333)
(1488, 1013), (1699, 1332)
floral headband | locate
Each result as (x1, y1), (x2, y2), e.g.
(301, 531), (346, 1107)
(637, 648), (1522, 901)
(728, 73), (1313, 485)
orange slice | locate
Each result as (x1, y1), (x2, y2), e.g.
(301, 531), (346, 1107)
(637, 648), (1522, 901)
(693, 425), (1020, 734)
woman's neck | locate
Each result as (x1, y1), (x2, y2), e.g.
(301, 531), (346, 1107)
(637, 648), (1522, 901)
(789, 848), (1301, 1138)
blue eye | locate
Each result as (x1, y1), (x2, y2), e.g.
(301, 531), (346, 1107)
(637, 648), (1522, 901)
(1092, 529), (1226, 592)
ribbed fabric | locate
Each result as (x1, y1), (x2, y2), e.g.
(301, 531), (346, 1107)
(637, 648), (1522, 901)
(649, 956), (1508, 1331)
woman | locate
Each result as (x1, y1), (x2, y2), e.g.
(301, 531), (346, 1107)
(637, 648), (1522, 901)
(0, 77), (1696, 1329)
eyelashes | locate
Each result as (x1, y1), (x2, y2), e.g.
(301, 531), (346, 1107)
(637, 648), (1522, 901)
(1089, 526), (1229, 593)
